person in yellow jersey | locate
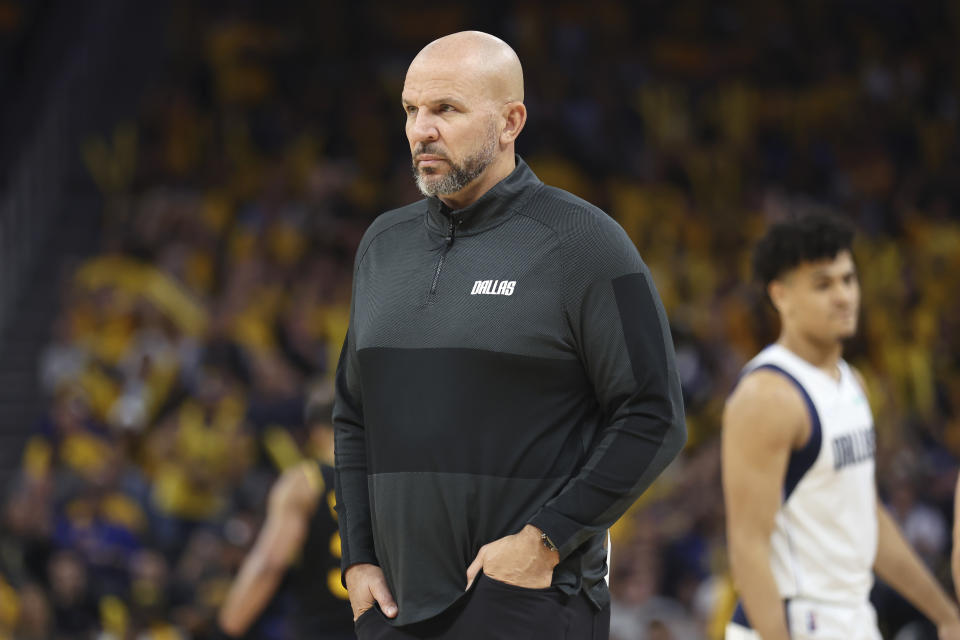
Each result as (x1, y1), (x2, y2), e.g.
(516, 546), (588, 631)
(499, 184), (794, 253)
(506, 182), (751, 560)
(218, 401), (353, 639)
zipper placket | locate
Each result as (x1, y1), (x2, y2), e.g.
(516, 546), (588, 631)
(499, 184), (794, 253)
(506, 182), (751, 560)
(429, 217), (457, 297)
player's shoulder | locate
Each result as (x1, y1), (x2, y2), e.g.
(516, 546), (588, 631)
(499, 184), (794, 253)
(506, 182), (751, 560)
(731, 367), (806, 400)
(356, 200), (426, 261)
(724, 368), (812, 452)
(725, 368), (809, 425)
(271, 461), (324, 510)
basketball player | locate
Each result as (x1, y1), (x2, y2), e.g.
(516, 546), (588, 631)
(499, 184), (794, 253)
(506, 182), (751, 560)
(218, 405), (354, 639)
(722, 214), (960, 639)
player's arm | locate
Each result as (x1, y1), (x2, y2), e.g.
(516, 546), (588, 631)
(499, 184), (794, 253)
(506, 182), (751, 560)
(722, 370), (808, 640)
(847, 366), (960, 639)
(875, 500), (960, 634)
(218, 463), (319, 637)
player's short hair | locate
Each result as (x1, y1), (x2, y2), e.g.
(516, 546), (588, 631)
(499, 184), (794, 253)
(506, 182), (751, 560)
(752, 213), (855, 287)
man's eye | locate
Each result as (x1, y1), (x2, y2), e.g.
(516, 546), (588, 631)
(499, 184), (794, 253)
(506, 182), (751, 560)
(440, 104), (456, 112)
(405, 106), (417, 115)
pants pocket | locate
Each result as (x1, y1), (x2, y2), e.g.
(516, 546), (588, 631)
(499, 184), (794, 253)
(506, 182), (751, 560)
(479, 573), (558, 594)
(449, 573), (566, 639)
(354, 606), (383, 638)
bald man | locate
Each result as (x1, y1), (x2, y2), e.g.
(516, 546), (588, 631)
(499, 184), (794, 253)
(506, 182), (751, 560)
(334, 31), (686, 639)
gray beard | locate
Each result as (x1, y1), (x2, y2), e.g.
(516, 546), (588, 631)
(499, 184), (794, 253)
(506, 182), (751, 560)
(412, 129), (498, 197)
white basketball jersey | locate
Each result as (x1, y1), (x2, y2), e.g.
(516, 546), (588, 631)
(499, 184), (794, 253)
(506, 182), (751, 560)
(741, 344), (877, 605)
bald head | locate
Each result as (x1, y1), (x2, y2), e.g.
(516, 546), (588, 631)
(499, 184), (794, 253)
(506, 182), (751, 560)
(402, 31), (528, 208)
(407, 31), (524, 105)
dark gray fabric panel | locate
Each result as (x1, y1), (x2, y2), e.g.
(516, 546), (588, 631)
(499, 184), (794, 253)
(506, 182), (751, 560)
(334, 330), (378, 574)
(354, 211), (569, 357)
(366, 472), (570, 627)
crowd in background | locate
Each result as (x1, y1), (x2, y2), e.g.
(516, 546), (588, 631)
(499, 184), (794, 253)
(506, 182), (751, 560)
(2, 1), (960, 638)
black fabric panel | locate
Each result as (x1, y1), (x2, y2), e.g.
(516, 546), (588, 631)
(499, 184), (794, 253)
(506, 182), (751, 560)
(357, 347), (593, 478)
(597, 273), (675, 479)
(611, 273), (671, 420)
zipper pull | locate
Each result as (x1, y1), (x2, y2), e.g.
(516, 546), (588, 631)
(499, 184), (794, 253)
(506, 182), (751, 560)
(446, 218), (456, 246)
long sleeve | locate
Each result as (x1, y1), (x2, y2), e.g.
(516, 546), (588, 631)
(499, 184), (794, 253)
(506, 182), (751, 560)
(527, 214), (687, 560)
(333, 326), (378, 577)
(329, 203), (427, 592)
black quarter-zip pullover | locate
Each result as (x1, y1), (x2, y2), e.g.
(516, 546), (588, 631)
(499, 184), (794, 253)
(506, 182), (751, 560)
(334, 157), (686, 626)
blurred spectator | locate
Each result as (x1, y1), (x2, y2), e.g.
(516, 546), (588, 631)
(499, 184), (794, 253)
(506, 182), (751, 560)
(16, 583), (52, 640)
(47, 550), (98, 639)
(888, 481), (949, 567)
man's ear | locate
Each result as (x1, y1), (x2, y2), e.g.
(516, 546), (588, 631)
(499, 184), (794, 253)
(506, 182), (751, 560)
(768, 280), (787, 315)
(500, 102), (527, 145)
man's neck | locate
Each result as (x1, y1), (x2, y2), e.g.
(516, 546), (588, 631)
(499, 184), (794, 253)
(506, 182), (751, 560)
(439, 153), (516, 210)
(777, 332), (844, 380)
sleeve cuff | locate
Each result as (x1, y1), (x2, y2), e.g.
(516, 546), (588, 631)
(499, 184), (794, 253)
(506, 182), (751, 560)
(528, 509), (586, 562)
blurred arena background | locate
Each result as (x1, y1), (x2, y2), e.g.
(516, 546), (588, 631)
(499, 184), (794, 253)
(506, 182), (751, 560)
(1, 0), (959, 638)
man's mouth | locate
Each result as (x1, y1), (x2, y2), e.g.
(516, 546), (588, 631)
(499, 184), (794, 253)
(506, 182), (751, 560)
(416, 154), (447, 166)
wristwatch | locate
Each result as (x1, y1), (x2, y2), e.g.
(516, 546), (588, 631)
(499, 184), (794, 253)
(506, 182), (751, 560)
(540, 531), (559, 553)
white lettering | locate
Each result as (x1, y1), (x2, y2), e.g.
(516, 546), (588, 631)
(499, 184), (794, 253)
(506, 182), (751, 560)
(469, 279), (517, 295)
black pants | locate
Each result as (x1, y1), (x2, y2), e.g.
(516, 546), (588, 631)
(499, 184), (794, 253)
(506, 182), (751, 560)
(354, 574), (610, 640)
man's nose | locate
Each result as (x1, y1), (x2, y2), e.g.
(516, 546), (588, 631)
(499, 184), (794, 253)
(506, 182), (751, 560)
(834, 283), (855, 306)
(409, 110), (439, 143)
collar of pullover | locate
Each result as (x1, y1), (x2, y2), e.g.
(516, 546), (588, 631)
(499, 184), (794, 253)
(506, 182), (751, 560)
(424, 155), (541, 238)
